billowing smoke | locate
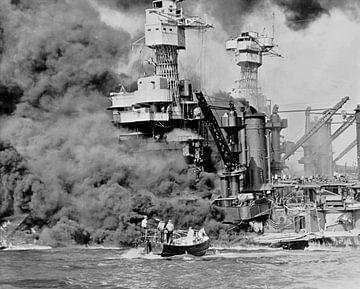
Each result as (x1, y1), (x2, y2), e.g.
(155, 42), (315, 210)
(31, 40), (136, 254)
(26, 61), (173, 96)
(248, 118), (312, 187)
(0, 85), (22, 115)
(189, 0), (360, 31)
(272, 0), (360, 30)
(2, 0), (359, 247)
(95, 0), (149, 11)
(0, 141), (46, 218)
(0, 0), (220, 246)
(274, 0), (329, 30)
(0, 0), (130, 117)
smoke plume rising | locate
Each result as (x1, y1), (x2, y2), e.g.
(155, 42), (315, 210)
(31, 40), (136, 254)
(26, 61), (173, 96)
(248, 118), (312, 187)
(188, 0), (360, 31)
(1, 0), (359, 246)
(0, 0), (220, 246)
(95, 0), (149, 11)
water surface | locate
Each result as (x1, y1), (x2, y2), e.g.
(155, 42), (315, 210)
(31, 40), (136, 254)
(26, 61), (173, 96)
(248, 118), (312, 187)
(1, 246), (360, 289)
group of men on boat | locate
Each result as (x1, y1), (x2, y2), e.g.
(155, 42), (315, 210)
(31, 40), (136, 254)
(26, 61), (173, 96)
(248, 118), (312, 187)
(140, 216), (208, 246)
(139, 215), (210, 256)
(141, 216), (175, 244)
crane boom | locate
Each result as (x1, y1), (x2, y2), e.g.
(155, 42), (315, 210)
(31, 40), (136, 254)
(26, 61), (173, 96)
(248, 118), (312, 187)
(315, 115), (355, 152)
(194, 91), (238, 171)
(282, 96), (350, 161)
(333, 140), (357, 163)
(329, 115), (355, 143)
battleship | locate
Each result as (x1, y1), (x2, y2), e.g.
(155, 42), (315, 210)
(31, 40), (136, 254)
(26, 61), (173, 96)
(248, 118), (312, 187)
(106, 0), (360, 249)
(107, 0), (213, 169)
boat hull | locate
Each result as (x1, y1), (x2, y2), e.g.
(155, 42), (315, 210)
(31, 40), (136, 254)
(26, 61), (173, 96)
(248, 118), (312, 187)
(160, 239), (210, 257)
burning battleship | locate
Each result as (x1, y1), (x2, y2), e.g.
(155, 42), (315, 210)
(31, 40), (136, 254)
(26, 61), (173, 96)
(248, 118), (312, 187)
(1, 0), (359, 250)
(107, 0), (213, 168)
(108, 0), (360, 249)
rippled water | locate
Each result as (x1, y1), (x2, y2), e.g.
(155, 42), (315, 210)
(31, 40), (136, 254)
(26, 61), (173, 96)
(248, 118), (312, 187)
(1, 246), (360, 289)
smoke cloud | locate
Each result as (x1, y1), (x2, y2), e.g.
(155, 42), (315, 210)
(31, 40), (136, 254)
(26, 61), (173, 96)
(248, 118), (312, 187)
(97, 0), (360, 32)
(1, 0), (359, 246)
(273, 0), (360, 30)
(0, 141), (46, 218)
(190, 0), (360, 31)
(274, 0), (329, 30)
(96, 0), (149, 11)
(0, 0), (218, 246)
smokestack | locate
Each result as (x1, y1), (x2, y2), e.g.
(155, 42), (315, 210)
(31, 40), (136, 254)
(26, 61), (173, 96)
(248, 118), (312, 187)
(265, 105), (288, 176)
(244, 113), (268, 189)
(300, 107), (315, 177)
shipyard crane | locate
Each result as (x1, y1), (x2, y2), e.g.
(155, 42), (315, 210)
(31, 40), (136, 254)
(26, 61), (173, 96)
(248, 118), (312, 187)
(329, 115), (355, 143)
(194, 91), (239, 172)
(315, 114), (355, 152)
(281, 96), (350, 161)
(333, 140), (357, 163)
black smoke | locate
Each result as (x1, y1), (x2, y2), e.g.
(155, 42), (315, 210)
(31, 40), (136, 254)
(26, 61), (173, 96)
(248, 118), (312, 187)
(0, 85), (23, 115)
(0, 0), (131, 118)
(94, 0), (149, 12)
(274, 0), (328, 30)
(0, 0), (222, 246)
(0, 141), (46, 219)
(97, 0), (360, 31)
(193, 0), (359, 31)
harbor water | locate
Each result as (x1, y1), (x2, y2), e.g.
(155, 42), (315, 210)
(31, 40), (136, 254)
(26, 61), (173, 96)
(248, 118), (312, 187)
(1, 246), (360, 289)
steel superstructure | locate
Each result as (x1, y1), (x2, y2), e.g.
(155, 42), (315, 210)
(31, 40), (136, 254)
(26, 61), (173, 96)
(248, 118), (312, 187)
(226, 31), (279, 112)
(108, 0), (211, 135)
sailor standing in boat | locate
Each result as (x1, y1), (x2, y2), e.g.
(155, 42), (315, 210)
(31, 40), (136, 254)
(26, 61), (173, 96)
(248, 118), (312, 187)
(141, 216), (148, 240)
(157, 220), (166, 242)
(165, 220), (174, 244)
(198, 228), (206, 239)
(186, 227), (194, 245)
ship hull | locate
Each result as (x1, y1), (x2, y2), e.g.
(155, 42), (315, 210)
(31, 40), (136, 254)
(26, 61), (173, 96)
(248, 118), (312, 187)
(161, 238), (210, 257)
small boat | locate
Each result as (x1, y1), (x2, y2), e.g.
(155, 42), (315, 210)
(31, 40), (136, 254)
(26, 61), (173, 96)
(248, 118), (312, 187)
(270, 239), (309, 250)
(142, 228), (210, 257)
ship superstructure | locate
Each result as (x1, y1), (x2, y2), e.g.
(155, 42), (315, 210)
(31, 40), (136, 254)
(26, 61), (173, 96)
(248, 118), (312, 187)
(106, 2), (360, 247)
(226, 31), (278, 113)
(108, 0), (211, 141)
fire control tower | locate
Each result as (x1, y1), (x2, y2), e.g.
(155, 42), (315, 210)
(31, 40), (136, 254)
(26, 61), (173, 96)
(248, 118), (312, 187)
(226, 31), (277, 113)
(109, 0), (212, 133)
(143, 0), (212, 119)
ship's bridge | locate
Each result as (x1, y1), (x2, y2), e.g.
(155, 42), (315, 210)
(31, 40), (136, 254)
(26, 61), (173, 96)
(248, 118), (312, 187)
(108, 76), (173, 124)
(110, 76), (172, 108)
(145, 0), (185, 48)
(226, 31), (275, 67)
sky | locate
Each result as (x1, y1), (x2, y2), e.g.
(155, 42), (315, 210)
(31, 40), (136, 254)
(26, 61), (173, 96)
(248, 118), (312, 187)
(93, 0), (360, 170)
(256, 7), (360, 168)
